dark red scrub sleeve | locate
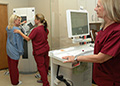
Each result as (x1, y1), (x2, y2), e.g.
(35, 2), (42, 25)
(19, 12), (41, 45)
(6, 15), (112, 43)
(29, 28), (37, 40)
(101, 31), (120, 57)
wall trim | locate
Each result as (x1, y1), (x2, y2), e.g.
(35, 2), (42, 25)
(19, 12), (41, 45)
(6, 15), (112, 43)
(0, 1), (9, 5)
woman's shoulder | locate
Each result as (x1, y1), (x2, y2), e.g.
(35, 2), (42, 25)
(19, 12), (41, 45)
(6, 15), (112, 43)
(113, 22), (120, 28)
(13, 26), (20, 30)
(112, 23), (120, 32)
(110, 23), (120, 36)
(34, 25), (44, 30)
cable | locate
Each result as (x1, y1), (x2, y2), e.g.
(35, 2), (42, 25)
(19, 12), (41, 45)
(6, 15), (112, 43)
(67, 80), (74, 86)
(56, 65), (60, 77)
(56, 65), (73, 86)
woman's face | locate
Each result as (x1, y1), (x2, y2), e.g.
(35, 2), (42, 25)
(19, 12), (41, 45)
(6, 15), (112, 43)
(94, 0), (106, 19)
(14, 18), (21, 26)
(34, 18), (40, 25)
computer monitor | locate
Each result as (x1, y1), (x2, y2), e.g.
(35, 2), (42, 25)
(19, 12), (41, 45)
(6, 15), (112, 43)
(66, 10), (90, 38)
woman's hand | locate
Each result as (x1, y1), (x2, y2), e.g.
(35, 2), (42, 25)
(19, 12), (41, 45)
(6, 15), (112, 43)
(20, 21), (27, 25)
(62, 56), (75, 63)
(14, 29), (21, 33)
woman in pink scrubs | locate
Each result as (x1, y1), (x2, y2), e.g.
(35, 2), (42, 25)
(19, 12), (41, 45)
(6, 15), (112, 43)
(14, 14), (50, 86)
(62, 0), (120, 86)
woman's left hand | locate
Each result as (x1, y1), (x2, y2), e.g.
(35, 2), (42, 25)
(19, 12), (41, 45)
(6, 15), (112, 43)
(62, 56), (75, 63)
(20, 21), (27, 25)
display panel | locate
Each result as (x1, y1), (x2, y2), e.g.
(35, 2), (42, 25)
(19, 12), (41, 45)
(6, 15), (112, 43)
(66, 10), (90, 38)
(21, 16), (27, 22)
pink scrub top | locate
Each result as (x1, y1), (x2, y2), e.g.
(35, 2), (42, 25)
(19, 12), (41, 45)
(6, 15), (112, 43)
(93, 23), (120, 86)
(29, 25), (49, 56)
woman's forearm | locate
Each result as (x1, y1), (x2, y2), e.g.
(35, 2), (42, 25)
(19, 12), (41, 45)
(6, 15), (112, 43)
(19, 31), (31, 41)
(77, 52), (112, 63)
(63, 52), (112, 63)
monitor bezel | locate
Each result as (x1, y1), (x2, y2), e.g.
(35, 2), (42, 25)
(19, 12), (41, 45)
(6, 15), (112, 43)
(66, 10), (90, 38)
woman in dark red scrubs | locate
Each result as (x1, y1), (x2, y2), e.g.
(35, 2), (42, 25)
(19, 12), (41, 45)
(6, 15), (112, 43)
(14, 14), (50, 86)
(62, 0), (120, 86)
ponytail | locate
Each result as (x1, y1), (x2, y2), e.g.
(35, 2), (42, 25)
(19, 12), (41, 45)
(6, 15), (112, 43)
(43, 20), (48, 33)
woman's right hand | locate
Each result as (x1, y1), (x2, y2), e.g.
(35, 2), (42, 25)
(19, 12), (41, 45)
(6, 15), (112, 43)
(62, 56), (75, 63)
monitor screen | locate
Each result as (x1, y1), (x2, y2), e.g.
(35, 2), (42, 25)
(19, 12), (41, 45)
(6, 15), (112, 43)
(21, 16), (27, 22)
(66, 10), (89, 38)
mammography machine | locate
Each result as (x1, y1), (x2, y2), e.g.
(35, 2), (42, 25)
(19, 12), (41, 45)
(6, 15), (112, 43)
(49, 9), (94, 86)
(13, 7), (37, 73)
(13, 7), (35, 35)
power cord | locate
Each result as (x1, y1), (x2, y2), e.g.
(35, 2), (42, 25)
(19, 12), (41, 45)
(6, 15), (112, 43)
(55, 65), (73, 86)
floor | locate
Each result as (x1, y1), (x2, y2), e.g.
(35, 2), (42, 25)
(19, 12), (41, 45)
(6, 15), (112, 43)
(0, 69), (97, 86)
(0, 69), (50, 86)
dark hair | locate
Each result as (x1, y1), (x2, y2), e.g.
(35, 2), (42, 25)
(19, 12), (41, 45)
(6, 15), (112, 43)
(35, 14), (48, 33)
(43, 20), (48, 32)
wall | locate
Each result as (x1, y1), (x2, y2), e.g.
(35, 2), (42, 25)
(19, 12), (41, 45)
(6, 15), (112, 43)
(50, 0), (60, 50)
(28, 0), (52, 49)
(0, 0), (53, 50)
(51, 0), (98, 49)
(0, 0), (96, 50)
(0, 0), (28, 19)
(28, 0), (82, 50)
(51, 0), (80, 49)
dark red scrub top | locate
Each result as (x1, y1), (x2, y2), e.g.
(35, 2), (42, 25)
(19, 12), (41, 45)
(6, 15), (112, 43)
(93, 23), (120, 86)
(29, 25), (49, 56)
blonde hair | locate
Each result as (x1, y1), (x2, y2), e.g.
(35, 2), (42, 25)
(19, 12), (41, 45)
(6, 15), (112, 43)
(8, 14), (21, 30)
(101, 0), (120, 23)
(35, 13), (48, 32)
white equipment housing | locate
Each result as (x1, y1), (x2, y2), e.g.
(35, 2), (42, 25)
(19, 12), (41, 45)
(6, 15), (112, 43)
(13, 7), (37, 73)
(49, 44), (94, 86)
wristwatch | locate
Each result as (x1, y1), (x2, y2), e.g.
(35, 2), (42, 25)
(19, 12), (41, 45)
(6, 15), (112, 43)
(74, 56), (78, 61)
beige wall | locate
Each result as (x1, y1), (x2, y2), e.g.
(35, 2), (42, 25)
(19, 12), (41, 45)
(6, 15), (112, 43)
(28, 0), (80, 50)
(28, 0), (51, 28)
(51, 0), (80, 49)
(28, 0), (52, 49)
(0, 0), (28, 19)
(27, 0), (80, 50)
(0, 0), (52, 49)
(0, 0), (81, 50)
(50, 0), (60, 50)
(59, 0), (79, 48)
